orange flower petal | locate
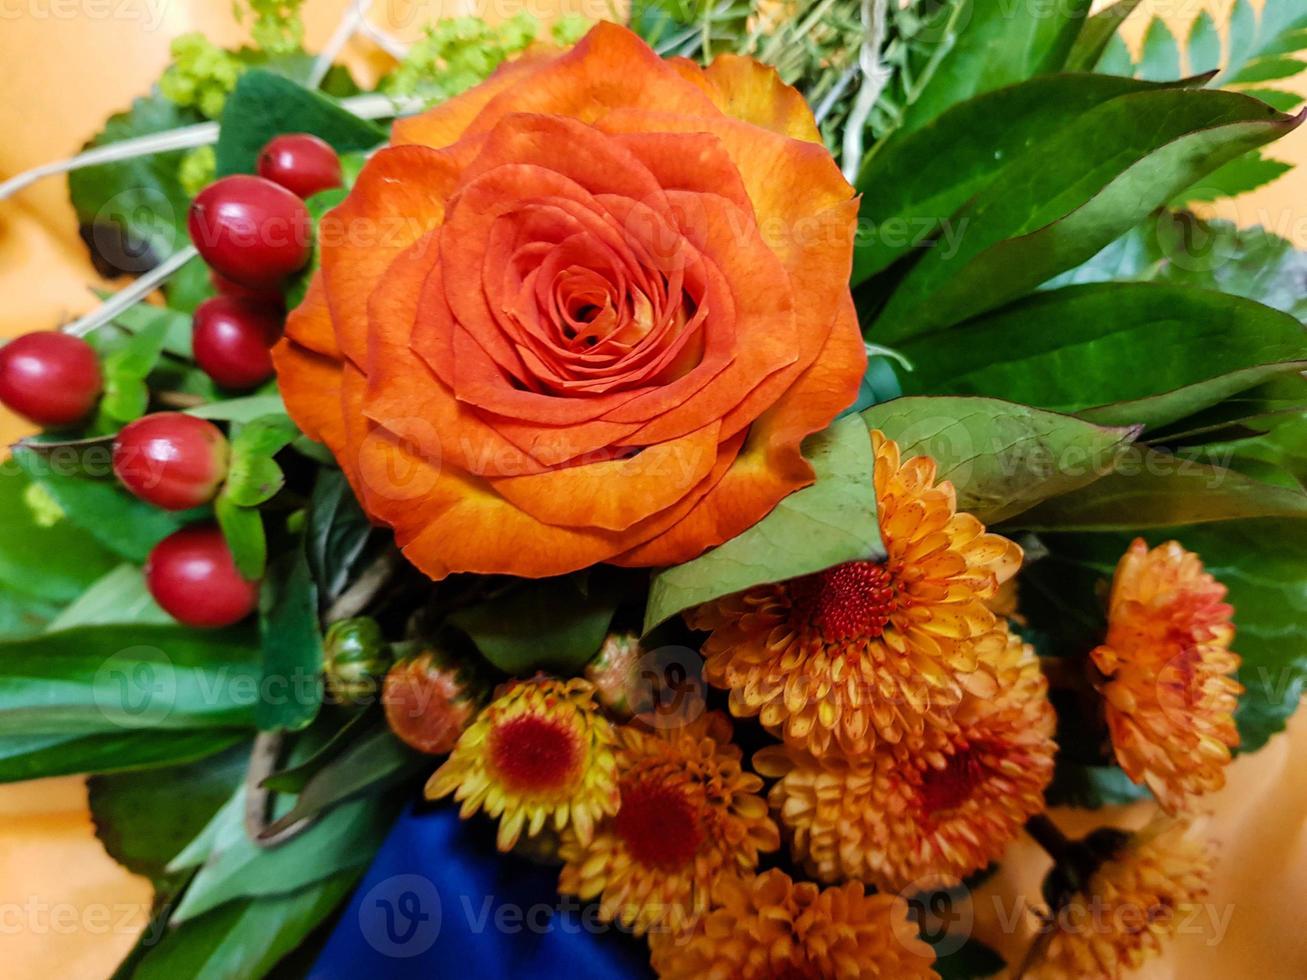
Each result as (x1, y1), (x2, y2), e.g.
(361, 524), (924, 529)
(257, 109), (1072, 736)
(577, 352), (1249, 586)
(701, 53), (823, 143)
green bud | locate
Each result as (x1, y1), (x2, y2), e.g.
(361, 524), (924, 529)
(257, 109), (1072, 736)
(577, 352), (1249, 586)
(584, 632), (644, 719)
(323, 616), (392, 704)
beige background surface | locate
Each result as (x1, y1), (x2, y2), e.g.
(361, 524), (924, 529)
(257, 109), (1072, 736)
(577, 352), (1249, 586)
(0, 1), (1304, 977)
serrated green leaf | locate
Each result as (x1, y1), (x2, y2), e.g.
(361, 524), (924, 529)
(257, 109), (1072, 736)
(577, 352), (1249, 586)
(871, 89), (1302, 344)
(216, 70), (385, 176)
(644, 415), (883, 633)
(1064, 0), (1144, 73)
(896, 283), (1307, 432)
(215, 493), (266, 580)
(1241, 87), (1306, 111)
(1170, 150), (1292, 205)
(453, 574), (620, 674)
(48, 564), (172, 631)
(1233, 56), (1307, 84)
(255, 548), (323, 732)
(1137, 18), (1182, 81)
(854, 73), (1172, 283)
(1097, 32), (1135, 76)
(1187, 12), (1223, 75)
(0, 623), (260, 735)
(860, 397), (1140, 526)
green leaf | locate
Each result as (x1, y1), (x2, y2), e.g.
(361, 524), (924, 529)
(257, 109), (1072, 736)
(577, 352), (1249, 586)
(263, 722), (423, 837)
(853, 73), (1171, 283)
(1170, 150), (1292, 205)
(895, 0), (1094, 135)
(47, 564), (172, 631)
(186, 393), (286, 422)
(1015, 449), (1307, 530)
(68, 93), (202, 271)
(121, 869), (360, 980)
(0, 466), (118, 604)
(305, 467), (382, 603)
(1219, 0), (1307, 87)
(644, 415), (883, 633)
(0, 624), (261, 735)
(215, 492), (266, 580)
(859, 397), (1140, 525)
(260, 704), (378, 793)
(255, 548), (323, 732)
(930, 937), (1006, 980)
(0, 729), (244, 784)
(215, 70), (385, 176)
(109, 302), (193, 358)
(896, 284), (1307, 432)
(1063, 0), (1144, 73)
(1187, 12), (1223, 75)
(167, 781), (396, 922)
(88, 742), (249, 883)
(0, 590), (60, 641)
(1136, 18), (1182, 81)
(1046, 761), (1153, 808)
(223, 452), (285, 507)
(12, 447), (196, 562)
(871, 89), (1302, 344)
(231, 412), (299, 457)
(452, 574), (620, 675)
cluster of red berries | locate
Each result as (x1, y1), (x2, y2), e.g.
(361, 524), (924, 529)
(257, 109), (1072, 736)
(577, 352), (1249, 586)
(0, 134), (344, 630)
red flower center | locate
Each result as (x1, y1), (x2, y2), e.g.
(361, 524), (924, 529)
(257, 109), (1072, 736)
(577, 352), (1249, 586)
(791, 560), (896, 642)
(918, 744), (990, 816)
(489, 713), (580, 794)
(614, 778), (703, 870)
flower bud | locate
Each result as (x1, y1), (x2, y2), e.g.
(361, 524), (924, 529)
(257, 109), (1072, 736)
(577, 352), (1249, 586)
(323, 617), (392, 704)
(583, 631), (644, 719)
(383, 647), (488, 755)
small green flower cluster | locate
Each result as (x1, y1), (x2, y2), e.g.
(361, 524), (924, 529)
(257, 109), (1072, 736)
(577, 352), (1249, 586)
(237, 0), (306, 57)
(159, 33), (245, 119)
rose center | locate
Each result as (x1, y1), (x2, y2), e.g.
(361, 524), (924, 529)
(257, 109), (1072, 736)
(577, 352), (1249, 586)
(614, 778), (703, 870)
(790, 560), (897, 642)
(488, 713), (581, 794)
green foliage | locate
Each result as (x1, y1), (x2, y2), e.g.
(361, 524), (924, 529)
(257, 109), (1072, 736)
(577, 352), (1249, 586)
(48, 564), (172, 630)
(234, 0), (306, 56)
(159, 33), (245, 119)
(860, 397), (1139, 525)
(382, 12), (540, 100)
(215, 70), (384, 176)
(1046, 761), (1154, 809)
(98, 312), (170, 425)
(305, 467), (384, 604)
(255, 548), (323, 732)
(1064, 0), (1144, 73)
(645, 415), (884, 633)
(177, 145), (217, 199)
(0, 730), (245, 784)
(452, 574), (622, 675)
(930, 936), (1006, 980)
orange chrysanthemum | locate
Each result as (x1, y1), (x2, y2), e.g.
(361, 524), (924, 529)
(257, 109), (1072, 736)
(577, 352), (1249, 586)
(558, 712), (779, 935)
(688, 429), (1023, 756)
(426, 677), (618, 850)
(756, 626), (1056, 891)
(1091, 539), (1241, 813)
(1030, 820), (1213, 980)
(650, 869), (937, 979)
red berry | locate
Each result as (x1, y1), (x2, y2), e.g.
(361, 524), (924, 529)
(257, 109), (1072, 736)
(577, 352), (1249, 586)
(113, 413), (229, 511)
(210, 270), (284, 308)
(0, 331), (102, 426)
(145, 525), (259, 628)
(188, 175), (311, 289)
(257, 134), (343, 199)
(192, 296), (282, 390)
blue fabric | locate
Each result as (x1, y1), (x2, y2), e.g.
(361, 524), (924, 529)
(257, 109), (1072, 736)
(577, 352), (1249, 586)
(310, 803), (654, 979)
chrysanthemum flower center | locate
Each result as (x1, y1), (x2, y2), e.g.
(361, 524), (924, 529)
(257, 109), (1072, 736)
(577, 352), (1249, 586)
(488, 713), (580, 794)
(613, 778), (703, 870)
(791, 560), (896, 642)
(918, 745), (989, 815)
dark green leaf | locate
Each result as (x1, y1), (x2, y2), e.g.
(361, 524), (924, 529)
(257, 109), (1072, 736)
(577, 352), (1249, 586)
(644, 415), (883, 633)
(930, 936), (1006, 980)
(0, 729), (244, 784)
(48, 564), (172, 630)
(1015, 448), (1307, 529)
(860, 397), (1140, 525)
(0, 465), (118, 603)
(1063, 0), (1144, 73)
(1046, 761), (1153, 808)
(216, 70), (385, 176)
(215, 492), (267, 580)
(0, 623), (261, 735)
(88, 742), (249, 882)
(453, 574), (619, 674)
(853, 73), (1170, 283)
(1170, 150), (1292, 205)
(871, 90), (1302, 344)
(261, 705), (378, 793)
(256, 548), (323, 731)
(306, 467), (383, 602)
(896, 284), (1307, 431)
(68, 93), (201, 270)
(895, 0), (1094, 135)
(12, 446), (199, 562)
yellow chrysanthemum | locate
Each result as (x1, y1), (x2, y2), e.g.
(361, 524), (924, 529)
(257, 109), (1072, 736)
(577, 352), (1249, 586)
(1091, 539), (1241, 813)
(688, 430), (1022, 757)
(756, 626), (1055, 892)
(558, 712), (779, 935)
(650, 869), (937, 979)
(426, 677), (618, 851)
(1030, 819), (1213, 980)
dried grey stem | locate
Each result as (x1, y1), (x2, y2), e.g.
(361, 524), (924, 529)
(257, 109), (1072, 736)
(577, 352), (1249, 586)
(841, 0), (892, 182)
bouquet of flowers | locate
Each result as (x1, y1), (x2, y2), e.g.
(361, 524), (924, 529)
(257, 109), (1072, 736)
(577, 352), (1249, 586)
(1, 0), (1304, 976)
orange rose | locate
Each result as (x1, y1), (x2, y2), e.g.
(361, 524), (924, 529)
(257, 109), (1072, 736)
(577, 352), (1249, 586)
(273, 23), (864, 579)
